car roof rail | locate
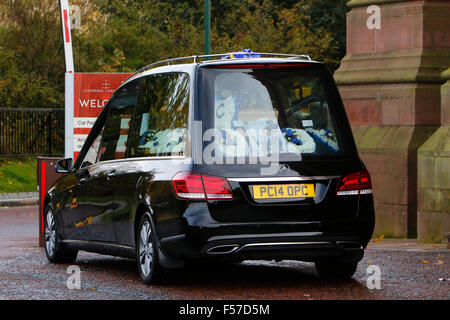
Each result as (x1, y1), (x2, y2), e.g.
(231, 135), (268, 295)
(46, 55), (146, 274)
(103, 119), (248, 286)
(123, 52), (312, 83)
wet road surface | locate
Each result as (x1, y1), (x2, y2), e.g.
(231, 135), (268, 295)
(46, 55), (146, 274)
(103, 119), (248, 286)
(0, 206), (448, 300)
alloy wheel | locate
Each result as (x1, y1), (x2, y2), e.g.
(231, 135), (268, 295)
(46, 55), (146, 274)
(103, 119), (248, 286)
(45, 210), (56, 257)
(138, 220), (153, 277)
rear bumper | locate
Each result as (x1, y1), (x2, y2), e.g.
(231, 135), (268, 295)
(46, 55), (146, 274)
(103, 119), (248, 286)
(155, 194), (375, 265)
(160, 231), (366, 263)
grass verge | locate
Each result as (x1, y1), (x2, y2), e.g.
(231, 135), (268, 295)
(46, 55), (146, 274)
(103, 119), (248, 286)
(0, 157), (37, 193)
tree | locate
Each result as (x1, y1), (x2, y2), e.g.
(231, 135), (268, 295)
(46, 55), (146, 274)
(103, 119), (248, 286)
(0, 0), (64, 108)
(0, 0), (348, 109)
(304, 0), (348, 70)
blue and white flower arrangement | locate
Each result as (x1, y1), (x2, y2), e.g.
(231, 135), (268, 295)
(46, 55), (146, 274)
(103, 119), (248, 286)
(281, 128), (316, 154)
(139, 128), (186, 154)
(305, 128), (339, 152)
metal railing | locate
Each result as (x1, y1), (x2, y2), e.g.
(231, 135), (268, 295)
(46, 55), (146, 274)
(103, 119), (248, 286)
(0, 108), (64, 157)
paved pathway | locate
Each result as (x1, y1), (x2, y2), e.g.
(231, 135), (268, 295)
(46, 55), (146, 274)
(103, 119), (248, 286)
(0, 206), (448, 300)
(0, 192), (38, 207)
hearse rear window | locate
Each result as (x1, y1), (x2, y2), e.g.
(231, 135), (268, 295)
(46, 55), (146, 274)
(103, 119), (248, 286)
(197, 65), (348, 161)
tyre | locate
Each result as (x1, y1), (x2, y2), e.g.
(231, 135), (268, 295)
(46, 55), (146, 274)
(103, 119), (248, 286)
(44, 205), (78, 263)
(136, 212), (167, 284)
(314, 260), (358, 279)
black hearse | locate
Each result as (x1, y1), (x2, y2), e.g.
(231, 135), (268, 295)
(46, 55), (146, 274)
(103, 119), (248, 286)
(43, 52), (375, 284)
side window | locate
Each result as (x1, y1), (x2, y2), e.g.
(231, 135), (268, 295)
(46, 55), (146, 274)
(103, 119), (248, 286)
(79, 123), (105, 168)
(97, 80), (139, 162)
(129, 73), (189, 158)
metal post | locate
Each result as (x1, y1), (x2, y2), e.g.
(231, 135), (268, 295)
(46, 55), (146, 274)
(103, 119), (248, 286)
(47, 112), (52, 156)
(204, 0), (211, 55)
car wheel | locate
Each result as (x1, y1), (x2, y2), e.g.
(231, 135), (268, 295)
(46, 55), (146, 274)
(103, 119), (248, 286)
(137, 212), (167, 284)
(44, 205), (78, 263)
(314, 260), (357, 279)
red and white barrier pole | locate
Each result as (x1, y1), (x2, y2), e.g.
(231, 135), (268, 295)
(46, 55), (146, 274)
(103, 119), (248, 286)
(59, 0), (75, 159)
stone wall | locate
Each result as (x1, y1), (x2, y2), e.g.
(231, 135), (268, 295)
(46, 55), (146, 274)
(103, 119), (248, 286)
(334, 0), (450, 238)
(417, 68), (450, 242)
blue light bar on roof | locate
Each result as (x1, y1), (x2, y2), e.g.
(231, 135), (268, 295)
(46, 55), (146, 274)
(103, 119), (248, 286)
(222, 49), (261, 59)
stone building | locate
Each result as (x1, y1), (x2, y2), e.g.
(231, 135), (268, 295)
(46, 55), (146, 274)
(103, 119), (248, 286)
(334, 0), (449, 241)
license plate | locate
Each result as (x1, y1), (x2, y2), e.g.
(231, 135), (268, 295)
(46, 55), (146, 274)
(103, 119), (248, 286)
(252, 184), (315, 200)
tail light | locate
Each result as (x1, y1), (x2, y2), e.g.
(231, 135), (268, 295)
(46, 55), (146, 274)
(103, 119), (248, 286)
(202, 175), (234, 199)
(172, 172), (233, 200)
(336, 169), (372, 196)
(172, 173), (205, 199)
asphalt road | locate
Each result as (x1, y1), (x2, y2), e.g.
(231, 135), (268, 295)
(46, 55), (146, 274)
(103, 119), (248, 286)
(0, 206), (448, 300)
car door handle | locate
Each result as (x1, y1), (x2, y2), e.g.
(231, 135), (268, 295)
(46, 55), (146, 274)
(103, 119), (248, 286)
(75, 170), (89, 186)
(106, 170), (116, 181)
(77, 177), (88, 185)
